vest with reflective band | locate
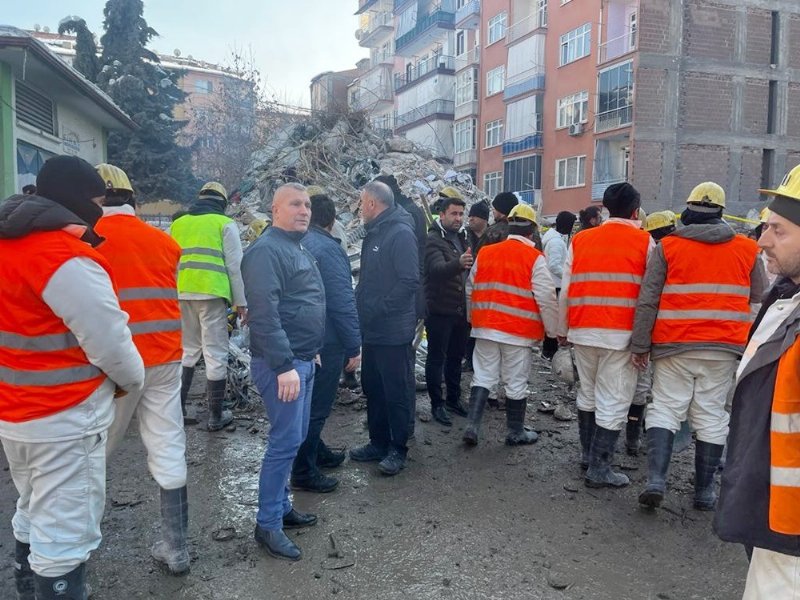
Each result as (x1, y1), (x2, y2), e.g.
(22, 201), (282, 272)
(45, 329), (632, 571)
(652, 235), (758, 347)
(769, 335), (800, 535)
(568, 223), (650, 332)
(471, 238), (544, 341)
(95, 214), (182, 367)
(0, 231), (112, 422)
(171, 214), (232, 302)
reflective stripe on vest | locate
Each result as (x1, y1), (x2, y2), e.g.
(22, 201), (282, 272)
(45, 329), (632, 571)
(0, 363), (102, 386)
(0, 330), (80, 351)
(119, 287), (179, 301)
(171, 214), (233, 302)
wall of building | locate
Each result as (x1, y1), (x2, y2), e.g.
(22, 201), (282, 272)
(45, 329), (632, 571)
(0, 61), (14, 198)
(405, 120), (455, 157)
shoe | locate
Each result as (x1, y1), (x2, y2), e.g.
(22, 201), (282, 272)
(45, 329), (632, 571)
(505, 398), (538, 445)
(585, 426), (629, 488)
(463, 386), (489, 446)
(349, 443), (387, 463)
(638, 428), (675, 509)
(625, 404), (646, 456)
(282, 508), (318, 529)
(34, 563), (86, 600)
(577, 410), (596, 470)
(151, 486), (190, 575)
(207, 379), (233, 431)
(254, 526), (301, 561)
(553, 400), (574, 422)
(342, 370), (360, 390)
(14, 540), (35, 600)
(291, 473), (339, 493)
(431, 405), (452, 426)
(378, 449), (406, 476)
(445, 399), (468, 417)
(694, 441), (725, 510)
(317, 442), (346, 469)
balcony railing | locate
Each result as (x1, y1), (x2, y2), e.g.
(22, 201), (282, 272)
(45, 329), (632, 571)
(395, 99), (455, 129)
(351, 84), (393, 110)
(454, 148), (478, 167)
(455, 46), (480, 71)
(502, 133), (543, 155)
(455, 0), (480, 29)
(595, 105), (633, 133)
(394, 55), (455, 92)
(598, 28), (637, 64)
(506, 10), (546, 44)
(503, 70), (545, 100)
(395, 8), (456, 53)
(357, 0), (382, 14)
(591, 177), (626, 200)
(393, 0), (415, 9)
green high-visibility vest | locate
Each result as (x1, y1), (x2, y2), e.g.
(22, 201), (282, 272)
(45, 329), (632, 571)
(170, 214), (233, 303)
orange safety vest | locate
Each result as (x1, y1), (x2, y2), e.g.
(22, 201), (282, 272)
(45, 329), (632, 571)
(0, 231), (112, 422)
(95, 214), (182, 367)
(567, 222), (650, 332)
(652, 235), (758, 347)
(471, 238), (544, 341)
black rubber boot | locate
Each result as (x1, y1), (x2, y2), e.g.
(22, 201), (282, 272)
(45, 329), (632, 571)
(585, 426), (629, 488)
(638, 427), (675, 508)
(625, 403), (646, 456)
(505, 398), (538, 445)
(577, 410), (596, 470)
(463, 386), (489, 446)
(152, 486), (190, 575)
(207, 379), (233, 431)
(34, 563), (87, 599)
(694, 440), (725, 510)
(14, 540), (34, 600)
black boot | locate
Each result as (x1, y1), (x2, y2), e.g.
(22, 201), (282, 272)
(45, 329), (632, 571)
(463, 386), (489, 446)
(638, 428), (675, 508)
(625, 404), (646, 456)
(152, 486), (190, 575)
(694, 440), (725, 511)
(254, 526), (301, 561)
(505, 398), (538, 445)
(317, 441), (346, 469)
(585, 426), (629, 488)
(181, 366), (198, 425)
(577, 410), (596, 470)
(207, 379), (233, 431)
(14, 540), (34, 600)
(34, 564), (86, 600)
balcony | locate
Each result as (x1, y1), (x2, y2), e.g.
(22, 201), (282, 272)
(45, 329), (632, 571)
(503, 70), (545, 101)
(395, 99), (455, 131)
(598, 28), (637, 64)
(454, 148), (478, 167)
(351, 84), (393, 110)
(502, 133), (543, 155)
(358, 11), (394, 47)
(591, 177), (626, 200)
(455, 98), (479, 120)
(455, 0), (480, 30)
(506, 11), (546, 45)
(393, 0), (415, 9)
(595, 105), (633, 133)
(455, 46), (480, 71)
(356, 0), (382, 14)
(394, 55), (455, 93)
(395, 7), (456, 56)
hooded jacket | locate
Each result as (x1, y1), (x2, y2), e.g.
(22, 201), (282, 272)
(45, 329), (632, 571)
(423, 220), (469, 317)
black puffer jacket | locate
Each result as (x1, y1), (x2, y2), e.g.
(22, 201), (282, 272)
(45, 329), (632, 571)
(0, 194), (103, 245)
(423, 221), (468, 317)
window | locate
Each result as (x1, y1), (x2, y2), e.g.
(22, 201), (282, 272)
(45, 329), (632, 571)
(556, 156), (587, 189)
(557, 91), (589, 128)
(504, 155), (542, 195)
(597, 61), (633, 131)
(15, 81), (56, 135)
(487, 66), (505, 96)
(629, 11), (638, 50)
(456, 67), (478, 106)
(194, 79), (213, 94)
(506, 95), (542, 139)
(559, 23), (591, 66)
(454, 119), (477, 154)
(485, 119), (504, 148)
(456, 30), (465, 56)
(537, 0), (548, 28)
(484, 171), (503, 198)
(488, 12), (507, 44)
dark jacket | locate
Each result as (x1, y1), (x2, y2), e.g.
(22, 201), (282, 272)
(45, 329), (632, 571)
(397, 196), (427, 319)
(241, 226), (325, 373)
(302, 225), (361, 358)
(714, 278), (800, 555)
(0, 194), (103, 245)
(423, 220), (468, 317)
(475, 220), (509, 256)
(356, 205), (419, 345)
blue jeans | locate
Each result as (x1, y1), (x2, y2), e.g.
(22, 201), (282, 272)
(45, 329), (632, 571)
(251, 357), (315, 531)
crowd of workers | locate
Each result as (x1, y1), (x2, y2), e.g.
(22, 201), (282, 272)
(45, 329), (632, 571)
(0, 153), (799, 599)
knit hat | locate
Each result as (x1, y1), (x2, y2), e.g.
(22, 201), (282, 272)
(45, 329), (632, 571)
(468, 201), (490, 221)
(492, 192), (518, 217)
(36, 155), (105, 227)
(555, 211), (577, 234)
(602, 182), (640, 218)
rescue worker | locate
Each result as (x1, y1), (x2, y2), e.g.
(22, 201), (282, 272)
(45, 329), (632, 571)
(93, 164), (189, 575)
(0, 155), (144, 599)
(170, 182), (247, 430)
(541, 211), (578, 368)
(475, 192), (518, 252)
(644, 210), (678, 242)
(464, 204), (558, 446)
(632, 182), (766, 509)
(557, 183), (654, 488)
(466, 200), (490, 253)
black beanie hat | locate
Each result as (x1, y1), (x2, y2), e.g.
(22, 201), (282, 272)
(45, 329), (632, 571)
(37, 155), (106, 227)
(603, 182), (640, 218)
(492, 192), (518, 216)
(468, 200), (490, 220)
(555, 211), (577, 234)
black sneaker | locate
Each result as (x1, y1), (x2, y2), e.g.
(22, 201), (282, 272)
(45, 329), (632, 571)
(291, 473), (339, 494)
(349, 443), (387, 463)
(445, 399), (468, 417)
(431, 405), (452, 426)
(317, 446), (346, 469)
(378, 449), (406, 476)
(282, 509), (317, 529)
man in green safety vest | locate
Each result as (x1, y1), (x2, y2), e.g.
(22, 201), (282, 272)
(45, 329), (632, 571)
(171, 182), (247, 430)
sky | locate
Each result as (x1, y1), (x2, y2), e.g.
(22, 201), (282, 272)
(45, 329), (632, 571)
(7, 1), (369, 107)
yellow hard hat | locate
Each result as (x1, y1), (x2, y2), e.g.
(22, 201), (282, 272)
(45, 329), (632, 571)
(759, 164), (800, 201)
(200, 181), (228, 201)
(508, 203), (537, 223)
(439, 186), (463, 200)
(245, 218), (269, 242)
(95, 163), (133, 193)
(687, 182), (726, 208)
(759, 207), (772, 223)
(306, 185), (325, 197)
(645, 210), (678, 232)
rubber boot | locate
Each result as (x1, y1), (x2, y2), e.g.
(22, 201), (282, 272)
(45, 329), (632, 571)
(638, 428), (675, 508)
(505, 398), (538, 445)
(34, 563), (87, 600)
(577, 410), (596, 470)
(207, 379), (233, 431)
(181, 366), (199, 425)
(14, 540), (35, 600)
(152, 486), (190, 575)
(585, 426), (629, 488)
(694, 440), (725, 511)
(625, 403), (646, 456)
(462, 386), (489, 446)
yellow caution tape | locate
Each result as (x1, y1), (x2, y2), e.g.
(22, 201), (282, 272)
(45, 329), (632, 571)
(723, 214), (760, 225)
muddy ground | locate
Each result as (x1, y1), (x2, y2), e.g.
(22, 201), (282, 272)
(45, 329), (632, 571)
(0, 352), (748, 599)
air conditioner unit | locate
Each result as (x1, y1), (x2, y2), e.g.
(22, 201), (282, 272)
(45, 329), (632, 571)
(569, 123), (583, 136)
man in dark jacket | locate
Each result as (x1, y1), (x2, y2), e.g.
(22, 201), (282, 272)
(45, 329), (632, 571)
(350, 181), (419, 476)
(466, 200), (490, 253)
(241, 183), (325, 562)
(424, 191), (472, 426)
(290, 194), (361, 493)
(476, 192), (518, 253)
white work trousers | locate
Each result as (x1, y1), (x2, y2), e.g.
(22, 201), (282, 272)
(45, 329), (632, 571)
(106, 363), (187, 490)
(2, 432), (107, 577)
(471, 338), (532, 399)
(180, 298), (229, 381)
(574, 344), (638, 431)
(744, 547), (800, 599)
(646, 355), (736, 445)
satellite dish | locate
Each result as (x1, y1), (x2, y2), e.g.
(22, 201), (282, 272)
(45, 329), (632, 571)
(174, 48), (181, 57)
